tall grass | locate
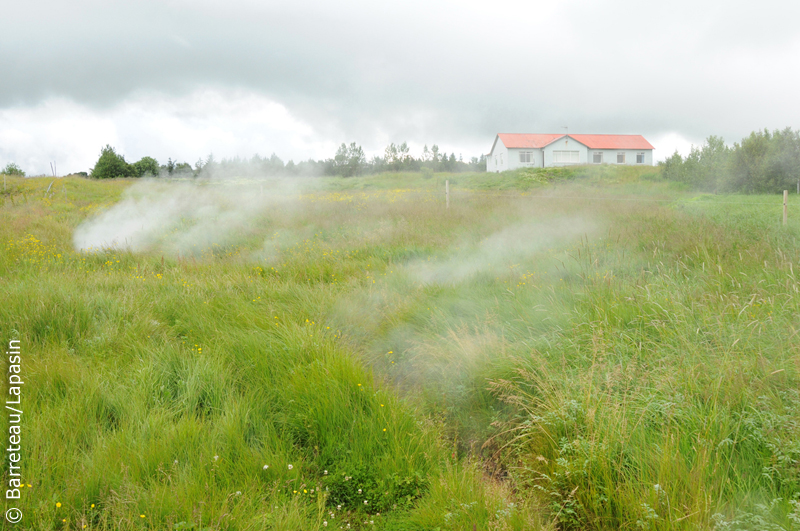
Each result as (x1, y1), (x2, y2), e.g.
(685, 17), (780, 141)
(1, 171), (799, 530)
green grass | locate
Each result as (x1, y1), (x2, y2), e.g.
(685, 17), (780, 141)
(1, 170), (799, 530)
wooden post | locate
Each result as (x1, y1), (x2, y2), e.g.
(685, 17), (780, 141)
(446, 179), (449, 209)
(783, 190), (788, 226)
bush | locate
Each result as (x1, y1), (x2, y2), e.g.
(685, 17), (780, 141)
(2, 163), (25, 176)
(131, 156), (160, 177)
(726, 128), (800, 193)
(91, 145), (134, 179)
(659, 128), (800, 193)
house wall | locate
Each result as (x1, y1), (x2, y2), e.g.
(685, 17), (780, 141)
(487, 137), (509, 172)
(506, 148), (544, 170)
(488, 135), (654, 171)
(588, 149), (653, 166)
(542, 137), (589, 166)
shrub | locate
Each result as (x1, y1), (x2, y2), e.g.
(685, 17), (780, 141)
(91, 145), (133, 179)
(2, 162), (25, 176)
(658, 128), (800, 193)
(131, 156), (160, 177)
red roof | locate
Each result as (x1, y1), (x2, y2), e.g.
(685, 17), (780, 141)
(496, 133), (653, 150)
(497, 133), (565, 148)
(569, 134), (654, 150)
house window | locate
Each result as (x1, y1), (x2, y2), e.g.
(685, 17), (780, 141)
(500, 154), (503, 165)
(617, 152), (626, 164)
(636, 152), (645, 164)
(553, 150), (580, 164)
(494, 156), (497, 166)
(519, 151), (533, 164)
(592, 152), (603, 164)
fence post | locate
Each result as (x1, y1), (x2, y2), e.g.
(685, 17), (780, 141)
(446, 179), (449, 209)
(784, 190), (788, 226)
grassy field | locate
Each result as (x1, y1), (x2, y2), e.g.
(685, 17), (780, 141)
(1, 167), (799, 530)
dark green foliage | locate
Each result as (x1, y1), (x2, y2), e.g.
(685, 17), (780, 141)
(132, 156), (160, 177)
(659, 128), (800, 193)
(91, 145), (134, 179)
(92, 146), (167, 178)
(324, 465), (427, 513)
(663, 135), (730, 191)
(727, 128), (800, 193)
(2, 162), (25, 176)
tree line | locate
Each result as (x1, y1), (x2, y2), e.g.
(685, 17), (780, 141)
(660, 127), (800, 193)
(87, 142), (487, 179)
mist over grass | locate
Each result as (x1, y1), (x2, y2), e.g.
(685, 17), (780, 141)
(405, 215), (598, 285)
(72, 176), (312, 254)
(2, 168), (800, 529)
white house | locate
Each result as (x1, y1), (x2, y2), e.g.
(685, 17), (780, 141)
(486, 133), (654, 172)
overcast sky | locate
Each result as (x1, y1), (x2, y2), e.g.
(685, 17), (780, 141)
(2, 0), (799, 175)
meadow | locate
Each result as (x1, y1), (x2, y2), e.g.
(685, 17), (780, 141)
(1, 166), (799, 530)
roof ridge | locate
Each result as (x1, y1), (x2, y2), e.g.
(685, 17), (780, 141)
(496, 133), (653, 150)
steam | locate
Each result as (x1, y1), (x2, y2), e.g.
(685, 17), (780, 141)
(73, 177), (308, 254)
(407, 216), (596, 285)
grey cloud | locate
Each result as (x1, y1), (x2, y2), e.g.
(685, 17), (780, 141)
(3, 0), (800, 157)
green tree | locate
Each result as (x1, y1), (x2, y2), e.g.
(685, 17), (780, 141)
(91, 145), (133, 179)
(398, 142), (410, 165)
(659, 150), (687, 183)
(174, 162), (193, 174)
(659, 136), (730, 191)
(384, 143), (399, 170)
(333, 142), (366, 177)
(727, 130), (773, 193)
(268, 153), (285, 173)
(2, 163), (25, 176)
(697, 136), (730, 191)
(132, 156), (160, 177)
(431, 144), (440, 162)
